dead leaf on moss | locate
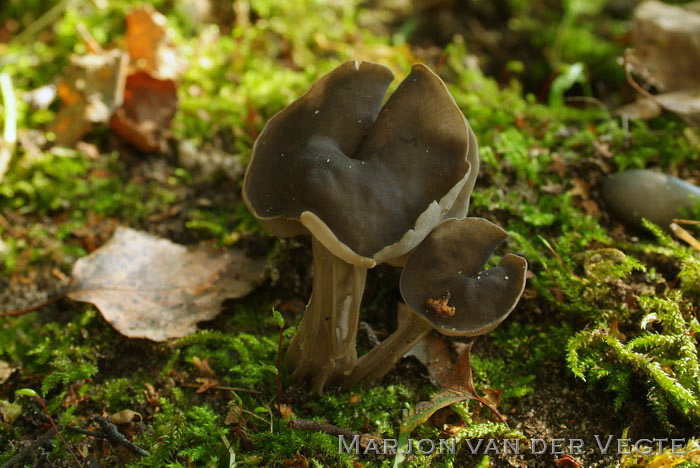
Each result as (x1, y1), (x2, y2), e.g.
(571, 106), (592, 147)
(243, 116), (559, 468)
(109, 71), (177, 152)
(282, 452), (309, 468)
(51, 49), (128, 146)
(403, 305), (505, 429)
(631, 1), (700, 93)
(278, 403), (295, 419)
(125, 5), (183, 80)
(192, 356), (216, 377)
(65, 227), (267, 341)
(622, 1), (700, 126)
(0, 399), (22, 425)
(195, 377), (220, 394)
(0, 360), (13, 385)
(654, 90), (700, 128)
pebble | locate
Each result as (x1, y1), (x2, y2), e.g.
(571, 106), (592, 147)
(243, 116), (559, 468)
(602, 169), (700, 228)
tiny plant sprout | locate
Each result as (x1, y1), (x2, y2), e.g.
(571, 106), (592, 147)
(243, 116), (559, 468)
(344, 218), (527, 388)
(243, 61), (479, 394)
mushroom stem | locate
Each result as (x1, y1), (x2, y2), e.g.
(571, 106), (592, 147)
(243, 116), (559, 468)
(286, 237), (367, 395)
(343, 312), (432, 389)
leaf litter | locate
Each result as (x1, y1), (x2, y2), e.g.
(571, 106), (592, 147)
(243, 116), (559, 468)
(389, 303), (506, 457)
(618, 1), (700, 126)
(49, 5), (180, 150)
(46, 227), (268, 341)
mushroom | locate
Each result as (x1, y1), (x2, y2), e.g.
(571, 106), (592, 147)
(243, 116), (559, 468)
(344, 218), (527, 388)
(602, 169), (700, 229)
(242, 61), (479, 394)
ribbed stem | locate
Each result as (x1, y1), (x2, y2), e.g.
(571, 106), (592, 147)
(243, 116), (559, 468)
(286, 237), (367, 395)
(343, 312), (432, 389)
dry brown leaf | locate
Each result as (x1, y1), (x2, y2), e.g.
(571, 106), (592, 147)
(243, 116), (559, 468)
(109, 71), (177, 152)
(632, 1), (700, 93)
(110, 409), (143, 425)
(195, 377), (220, 394)
(192, 356), (216, 377)
(65, 227), (266, 341)
(405, 324), (505, 422)
(51, 50), (128, 146)
(125, 6), (183, 80)
(0, 399), (22, 425)
(655, 90), (700, 128)
(278, 403), (295, 419)
(0, 360), (13, 385)
(282, 452), (309, 468)
(624, 1), (700, 126)
(615, 97), (662, 120)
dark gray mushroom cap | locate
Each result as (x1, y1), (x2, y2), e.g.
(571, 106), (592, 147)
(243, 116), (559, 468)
(243, 60), (478, 268)
(400, 218), (527, 337)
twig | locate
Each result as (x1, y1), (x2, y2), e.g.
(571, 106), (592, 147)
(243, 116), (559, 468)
(564, 96), (611, 119)
(0, 292), (67, 317)
(0, 72), (17, 181)
(623, 49), (658, 103)
(17, 391), (83, 468)
(288, 419), (358, 439)
(673, 219), (700, 226)
(93, 416), (151, 457)
(1, 428), (57, 468)
(76, 23), (103, 54)
(179, 382), (262, 394)
(12, 0), (70, 45)
(276, 322), (284, 418)
(34, 413), (151, 457)
(539, 235), (581, 279)
(670, 223), (700, 252)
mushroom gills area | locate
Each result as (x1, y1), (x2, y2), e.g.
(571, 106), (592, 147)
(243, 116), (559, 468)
(286, 237), (367, 394)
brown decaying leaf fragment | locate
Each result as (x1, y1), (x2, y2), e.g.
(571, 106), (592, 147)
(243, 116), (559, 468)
(50, 50), (129, 146)
(109, 72), (177, 152)
(404, 313), (505, 421)
(425, 290), (456, 318)
(65, 227), (266, 341)
(125, 5), (182, 80)
(0, 360), (13, 385)
(621, 1), (700, 126)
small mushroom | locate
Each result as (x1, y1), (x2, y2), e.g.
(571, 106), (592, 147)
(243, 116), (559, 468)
(344, 218), (527, 387)
(602, 169), (700, 229)
(243, 61), (479, 394)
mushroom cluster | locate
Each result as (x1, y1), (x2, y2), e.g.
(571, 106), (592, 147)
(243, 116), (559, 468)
(243, 60), (525, 394)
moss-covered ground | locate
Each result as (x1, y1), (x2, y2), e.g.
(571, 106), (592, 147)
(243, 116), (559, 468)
(1, 1), (699, 467)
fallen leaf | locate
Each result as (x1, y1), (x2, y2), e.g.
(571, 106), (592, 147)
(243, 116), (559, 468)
(65, 227), (266, 341)
(403, 333), (505, 436)
(624, 1), (700, 126)
(125, 5), (183, 80)
(192, 356), (216, 377)
(51, 50), (129, 146)
(0, 400), (22, 425)
(654, 90), (700, 128)
(110, 409), (143, 425)
(282, 452), (309, 468)
(143, 383), (160, 407)
(195, 377), (220, 394)
(615, 97), (662, 120)
(109, 72), (177, 152)
(278, 403), (295, 419)
(557, 454), (582, 468)
(0, 360), (13, 385)
(632, 1), (700, 92)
